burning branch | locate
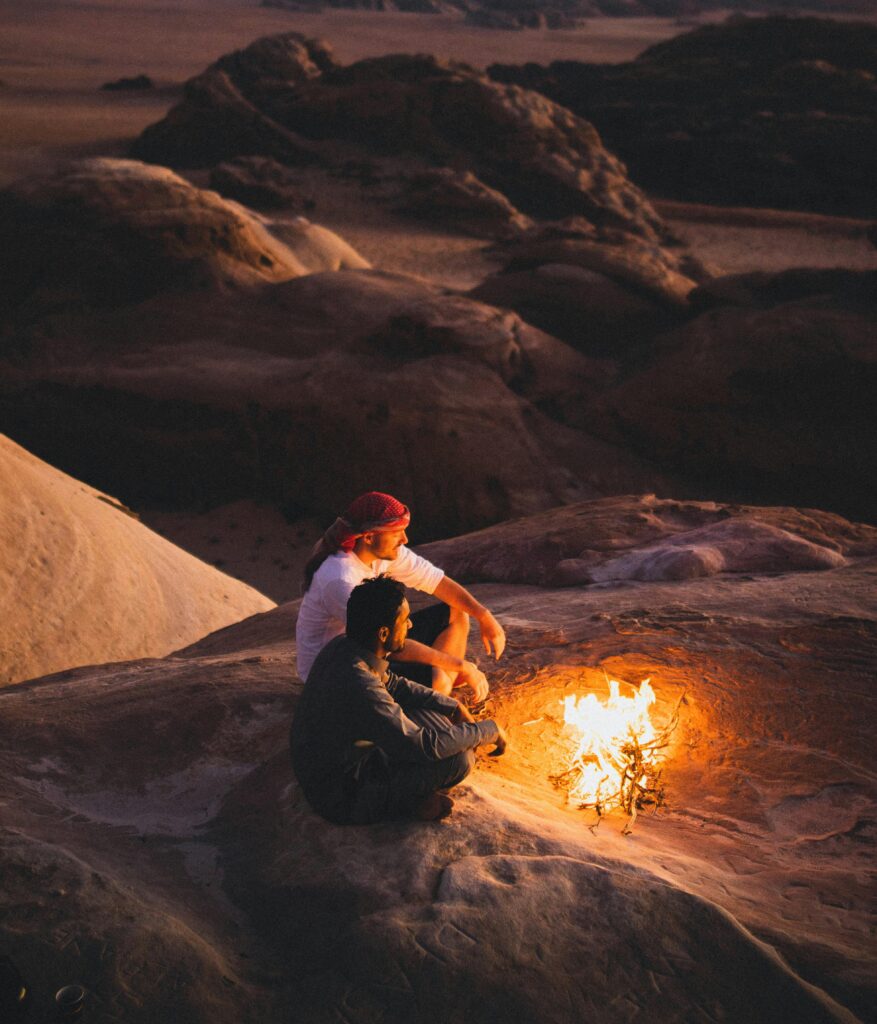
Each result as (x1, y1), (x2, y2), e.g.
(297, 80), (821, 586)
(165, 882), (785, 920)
(550, 677), (684, 833)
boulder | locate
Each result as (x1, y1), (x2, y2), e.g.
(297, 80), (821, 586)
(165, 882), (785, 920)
(0, 159), (367, 312)
(586, 270), (877, 523)
(469, 263), (675, 357)
(398, 168), (533, 239)
(0, 434), (274, 686)
(490, 232), (700, 308)
(416, 494), (877, 586)
(209, 156), (315, 210)
(469, 231), (701, 355)
(133, 34), (670, 242)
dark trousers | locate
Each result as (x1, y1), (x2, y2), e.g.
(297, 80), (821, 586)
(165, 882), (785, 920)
(390, 602), (452, 688)
(348, 707), (474, 824)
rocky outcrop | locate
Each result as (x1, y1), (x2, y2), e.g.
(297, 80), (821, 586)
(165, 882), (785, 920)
(0, 159), (366, 312)
(0, 221), (668, 538)
(1, 495), (874, 1022)
(398, 168), (533, 239)
(490, 16), (877, 217)
(209, 156), (315, 210)
(0, 435), (274, 686)
(417, 494), (876, 585)
(468, 229), (701, 356)
(133, 32), (670, 242)
(585, 268), (877, 523)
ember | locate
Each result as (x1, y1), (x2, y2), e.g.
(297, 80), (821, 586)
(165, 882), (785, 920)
(552, 675), (681, 833)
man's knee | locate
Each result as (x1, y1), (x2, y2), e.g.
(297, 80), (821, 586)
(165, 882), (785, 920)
(444, 748), (475, 788)
(432, 667), (454, 696)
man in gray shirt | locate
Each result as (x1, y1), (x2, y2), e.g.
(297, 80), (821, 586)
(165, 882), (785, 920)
(291, 576), (508, 823)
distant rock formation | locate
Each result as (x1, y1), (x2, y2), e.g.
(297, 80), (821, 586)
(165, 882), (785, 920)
(490, 16), (877, 217)
(0, 253), (670, 538)
(0, 158), (367, 311)
(210, 156), (316, 210)
(0, 434), (274, 686)
(418, 493), (876, 584)
(263, 0), (875, 17)
(398, 168), (534, 239)
(132, 32), (669, 242)
(469, 226), (700, 356)
(100, 74), (154, 91)
(0, 156), (686, 539)
(587, 268), (877, 522)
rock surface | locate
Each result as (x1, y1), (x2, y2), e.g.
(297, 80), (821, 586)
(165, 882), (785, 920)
(489, 15), (877, 217)
(0, 217), (668, 538)
(586, 269), (877, 523)
(0, 434), (274, 686)
(209, 156), (316, 210)
(417, 493), (877, 584)
(398, 167), (534, 239)
(133, 32), (669, 242)
(1, 495), (874, 1022)
(0, 159), (367, 312)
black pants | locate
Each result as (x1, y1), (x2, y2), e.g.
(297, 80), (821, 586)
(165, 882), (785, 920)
(390, 602), (452, 688)
(347, 707), (474, 824)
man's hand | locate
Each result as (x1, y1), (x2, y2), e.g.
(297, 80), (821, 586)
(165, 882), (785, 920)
(489, 724), (508, 757)
(456, 660), (489, 703)
(478, 610), (506, 660)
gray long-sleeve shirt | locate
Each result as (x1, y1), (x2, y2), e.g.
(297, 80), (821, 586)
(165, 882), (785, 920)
(290, 634), (499, 819)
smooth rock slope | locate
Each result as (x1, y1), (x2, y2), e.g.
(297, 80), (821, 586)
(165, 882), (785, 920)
(0, 434), (274, 686)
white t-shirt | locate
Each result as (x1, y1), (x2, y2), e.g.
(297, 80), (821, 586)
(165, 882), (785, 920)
(295, 547), (445, 679)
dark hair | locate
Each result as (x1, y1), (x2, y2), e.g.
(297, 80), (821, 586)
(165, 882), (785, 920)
(346, 576), (406, 647)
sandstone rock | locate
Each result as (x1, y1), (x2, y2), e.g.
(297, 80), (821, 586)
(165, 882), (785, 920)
(586, 270), (877, 523)
(0, 264), (666, 539)
(489, 15), (877, 217)
(1, 495), (874, 1022)
(210, 155), (315, 210)
(133, 33), (334, 168)
(490, 233), (700, 308)
(688, 267), (876, 312)
(469, 263), (674, 357)
(398, 168), (533, 239)
(417, 494), (877, 586)
(469, 231), (700, 355)
(0, 159), (331, 312)
(559, 517), (847, 585)
(133, 35), (669, 242)
(0, 434), (274, 686)
(265, 219), (371, 272)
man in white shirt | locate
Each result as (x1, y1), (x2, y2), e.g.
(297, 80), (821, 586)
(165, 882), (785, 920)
(295, 492), (506, 700)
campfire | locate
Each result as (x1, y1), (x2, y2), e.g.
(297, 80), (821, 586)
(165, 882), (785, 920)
(551, 674), (681, 833)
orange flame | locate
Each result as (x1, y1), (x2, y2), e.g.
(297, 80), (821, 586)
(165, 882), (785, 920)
(562, 678), (659, 812)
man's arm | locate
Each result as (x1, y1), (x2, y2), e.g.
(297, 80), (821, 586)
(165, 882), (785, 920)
(433, 576), (506, 659)
(391, 638), (489, 702)
(356, 674), (501, 762)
